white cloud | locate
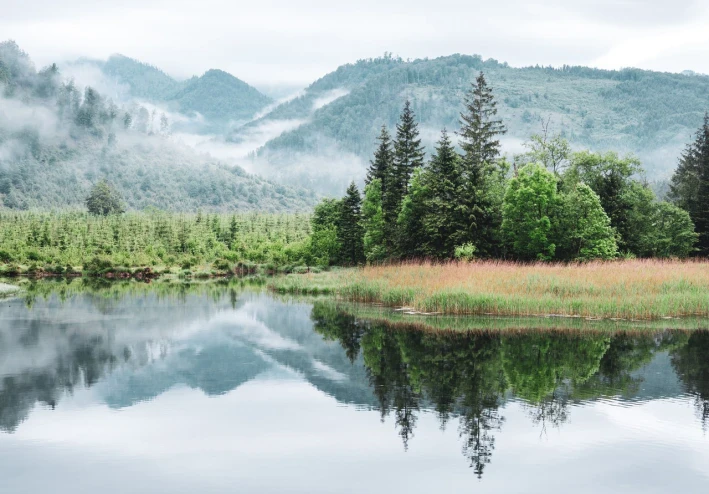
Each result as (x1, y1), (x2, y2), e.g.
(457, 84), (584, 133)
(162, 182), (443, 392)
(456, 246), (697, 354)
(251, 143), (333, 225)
(1, 1), (709, 87)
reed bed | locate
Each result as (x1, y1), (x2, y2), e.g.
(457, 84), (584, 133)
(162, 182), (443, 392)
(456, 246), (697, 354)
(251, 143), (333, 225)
(271, 259), (709, 319)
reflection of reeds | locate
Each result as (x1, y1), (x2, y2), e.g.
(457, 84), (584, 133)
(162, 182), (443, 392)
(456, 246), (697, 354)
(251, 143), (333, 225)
(323, 301), (708, 335)
(272, 260), (709, 320)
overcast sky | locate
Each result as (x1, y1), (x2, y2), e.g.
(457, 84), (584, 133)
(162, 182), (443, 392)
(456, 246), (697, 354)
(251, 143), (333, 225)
(3, 0), (709, 88)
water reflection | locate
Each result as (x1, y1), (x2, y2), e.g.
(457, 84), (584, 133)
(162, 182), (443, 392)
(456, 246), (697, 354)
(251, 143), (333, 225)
(0, 281), (708, 488)
(312, 302), (707, 477)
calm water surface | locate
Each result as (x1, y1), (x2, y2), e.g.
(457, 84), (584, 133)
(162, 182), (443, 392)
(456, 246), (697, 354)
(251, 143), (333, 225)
(1, 281), (708, 493)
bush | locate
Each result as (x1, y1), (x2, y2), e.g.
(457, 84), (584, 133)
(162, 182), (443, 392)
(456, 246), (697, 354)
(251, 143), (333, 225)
(454, 243), (477, 261)
(0, 250), (13, 263)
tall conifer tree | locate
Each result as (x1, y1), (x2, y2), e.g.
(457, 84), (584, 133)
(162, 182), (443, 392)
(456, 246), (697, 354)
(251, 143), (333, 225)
(422, 130), (466, 257)
(338, 181), (365, 264)
(393, 100), (425, 196)
(459, 73), (506, 174)
(366, 126), (396, 256)
(670, 113), (709, 255)
(366, 126), (394, 186)
(456, 72), (507, 256)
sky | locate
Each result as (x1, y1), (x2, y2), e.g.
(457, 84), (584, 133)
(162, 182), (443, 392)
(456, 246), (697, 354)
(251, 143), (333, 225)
(3, 0), (709, 88)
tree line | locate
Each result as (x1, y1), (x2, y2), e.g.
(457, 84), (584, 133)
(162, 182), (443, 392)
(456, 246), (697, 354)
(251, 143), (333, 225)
(312, 73), (707, 264)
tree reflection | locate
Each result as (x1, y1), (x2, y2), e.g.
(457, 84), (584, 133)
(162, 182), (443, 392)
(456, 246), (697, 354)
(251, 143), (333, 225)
(671, 331), (709, 431)
(312, 301), (709, 477)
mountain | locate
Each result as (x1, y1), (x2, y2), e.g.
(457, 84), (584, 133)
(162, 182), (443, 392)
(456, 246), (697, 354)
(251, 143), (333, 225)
(68, 54), (273, 130)
(100, 54), (182, 100)
(169, 69), (273, 124)
(0, 40), (314, 211)
(234, 54), (709, 194)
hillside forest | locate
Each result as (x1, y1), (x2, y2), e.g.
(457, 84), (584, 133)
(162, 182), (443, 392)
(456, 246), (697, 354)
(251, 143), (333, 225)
(316, 73), (709, 264)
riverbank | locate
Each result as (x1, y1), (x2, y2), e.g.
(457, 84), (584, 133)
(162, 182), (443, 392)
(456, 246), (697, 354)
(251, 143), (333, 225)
(270, 260), (709, 320)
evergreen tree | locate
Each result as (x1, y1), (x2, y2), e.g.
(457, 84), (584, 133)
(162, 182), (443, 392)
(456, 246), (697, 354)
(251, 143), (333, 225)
(337, 182), (365, 265)
(459, 72), (506, 174)
(457, 72), (507, 256)
(670, 114), (709, 255)
(366, 126), (394, 185)
(362, 179), (387, 262)
(393, 100), (425, 197)
(420, 130), (465, 258)
(366, 125), (398, 256)
(396, 168), (429, 258)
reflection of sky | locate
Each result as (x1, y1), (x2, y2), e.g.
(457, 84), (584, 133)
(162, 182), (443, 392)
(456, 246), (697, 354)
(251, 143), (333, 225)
(1, 291), (709, 492)
(2, 382), (708, 494)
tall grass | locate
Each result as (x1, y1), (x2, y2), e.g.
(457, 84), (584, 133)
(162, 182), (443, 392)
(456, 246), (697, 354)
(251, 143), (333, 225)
(271, 260), (709, 319)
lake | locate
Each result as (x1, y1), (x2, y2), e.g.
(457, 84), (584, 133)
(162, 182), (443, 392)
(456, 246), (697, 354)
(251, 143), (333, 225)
(1, 280), (708, 493)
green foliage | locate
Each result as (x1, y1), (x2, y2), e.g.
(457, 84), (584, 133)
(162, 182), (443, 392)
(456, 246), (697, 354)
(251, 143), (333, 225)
(456, 73), (507, 256)
(391, 100), (425, 206)
(521, 128), (571, 174)
(361, 179), (387, 262)
(337, 182), (365, 265)
(308, 199), (342, 266)
(644, 202), (698, 258)
(502, 163), (560, 260)
(0, 211), (311, 270)
(396, 168), (429, 258)
(90, 55), (272, 127)
(669, 114), (709, 255)
(85, 179), (125, 216)
(0, 41), (312, 213)
(416, 130), (465, 258)
(558, 183), (618, 261)
(565, 151), (642, 252)
(454, 243), (477, 261)
(249, 54), (709, 194)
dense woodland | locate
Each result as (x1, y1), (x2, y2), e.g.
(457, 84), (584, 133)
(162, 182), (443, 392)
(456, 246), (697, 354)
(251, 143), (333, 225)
(242, 53), (709, 194)
(0, 41), (314, 211)
(315, 73), (708, 263)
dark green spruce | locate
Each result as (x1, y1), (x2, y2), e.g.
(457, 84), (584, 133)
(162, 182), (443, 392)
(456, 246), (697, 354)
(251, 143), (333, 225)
(456, 72), (507, 256)
(337, 182), (365, 265)
(670, 114), (709, 255)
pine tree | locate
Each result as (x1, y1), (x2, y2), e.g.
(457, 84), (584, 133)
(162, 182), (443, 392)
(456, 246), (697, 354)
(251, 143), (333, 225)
(366, 126), (394, 185)
(366, 125), (397, 257)
(456, 72), (507, 256)
(337, 182), (365, 265)
(459, 72), (506, 174)
(393, 100), (425, 196)
(670, 114), (709, 255)
(422, 130), (466, 257)
(362, 179), (387, 262)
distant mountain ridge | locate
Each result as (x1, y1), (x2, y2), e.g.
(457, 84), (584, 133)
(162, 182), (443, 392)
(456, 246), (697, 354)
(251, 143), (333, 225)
(0, 40), (314, 211)
(71, 53), (273, 128)
(232, 54), (709, 194)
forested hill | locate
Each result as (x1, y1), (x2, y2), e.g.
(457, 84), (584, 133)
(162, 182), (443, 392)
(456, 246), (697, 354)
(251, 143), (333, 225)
(237, 54), (709, 194)
(0, 41), (314, 212)
(71, 54), (273, 128)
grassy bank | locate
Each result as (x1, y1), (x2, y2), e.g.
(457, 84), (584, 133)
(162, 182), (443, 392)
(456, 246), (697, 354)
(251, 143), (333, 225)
(270, 260), (709, 320)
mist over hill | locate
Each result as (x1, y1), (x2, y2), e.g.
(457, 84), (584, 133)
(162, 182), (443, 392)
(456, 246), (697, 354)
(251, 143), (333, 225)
(235, 54), (709, 194)
(65, 54), (273, 133)
(0, 41), (314, 211)
(3, 40), (709, 207)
